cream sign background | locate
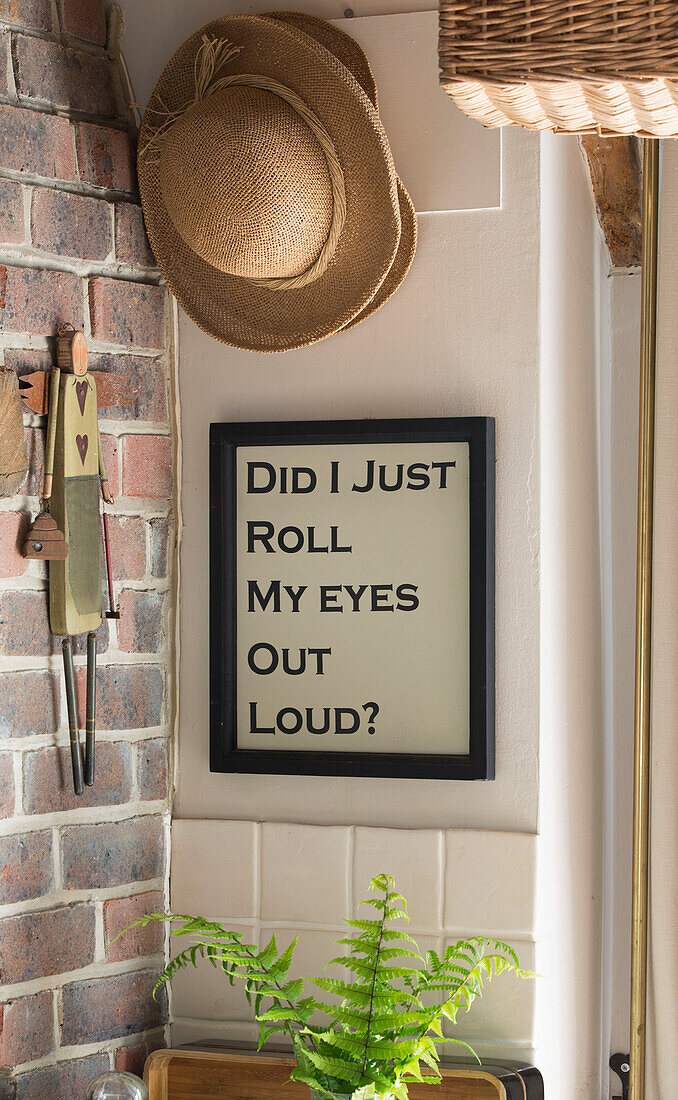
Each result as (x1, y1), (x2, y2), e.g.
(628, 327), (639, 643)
(235, 441), (470, 755)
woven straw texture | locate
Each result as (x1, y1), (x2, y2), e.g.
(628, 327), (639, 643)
(272, 12), (416, 330)
(0, 368), (27, 497)
(439, 1), (678, 136)
(139, 14), (407, 353)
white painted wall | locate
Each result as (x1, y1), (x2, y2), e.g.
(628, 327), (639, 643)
(115, 2), (618, 1095)
(173, 121), (541, 832)
(536, 131), (607, 1099)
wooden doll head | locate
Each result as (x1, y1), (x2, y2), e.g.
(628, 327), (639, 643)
(57, 329), (88, 376)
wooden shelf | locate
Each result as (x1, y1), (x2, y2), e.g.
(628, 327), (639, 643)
(144, 1048), (543, 1100)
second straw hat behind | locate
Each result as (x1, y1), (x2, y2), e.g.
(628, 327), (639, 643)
(138, 12), (416, 353)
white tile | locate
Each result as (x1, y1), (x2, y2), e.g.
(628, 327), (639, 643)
(443, 832), (537, 936)
(170, 924), (259, 1021)
(170, 1018), (259, 1048)
(264, 927), (352, 1029)
(338, 13), (501, 213)
(260, 823), (349, 923)
(353, 826), (443, 931)
(441, 938), (535, 1044)
(171, 820), (257, 918)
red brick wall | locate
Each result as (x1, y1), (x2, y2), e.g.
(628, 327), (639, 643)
(0, 0), (173, 1092)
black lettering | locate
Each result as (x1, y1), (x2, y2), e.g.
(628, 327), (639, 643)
(308, 527), (329, 553)
(320, 585), (343, 612)
(396, 583), (420, 611)
(278, 526), (304, 553)
(308, 647), (332, 674)
(281, 649), (306, 675)
(278, 708), (303, 734)
(283, 584), (307, 612)
(330, 526), (352, 553)
(378, 463), (404, 492)
(335, 708), (361, 734)
(247, 462), (276, 493)
(352, 459), (374, 493)
(345, 584), (367, 611)
(247, 521), (274, 553)
(432, 460), (456, 488)
(249, 701), (274, 733)
(292, 467), (317, 493)
(371, 584), (394, 611)
(307, 707), (331, 734)
(247, 643), (278, 675)
(406, 463), (430, 490)
(248, 580), (281, 612)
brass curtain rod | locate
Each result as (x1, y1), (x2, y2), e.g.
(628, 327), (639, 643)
(629, 135), (660, 1100)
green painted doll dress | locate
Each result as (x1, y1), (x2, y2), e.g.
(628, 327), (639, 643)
(45, 368), (105, 636)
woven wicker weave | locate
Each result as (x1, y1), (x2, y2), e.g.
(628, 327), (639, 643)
(439, 1), (678, 136)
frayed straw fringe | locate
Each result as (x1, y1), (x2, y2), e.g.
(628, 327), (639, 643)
(139, 35), (347, 291)
(139, 37), (243, 160)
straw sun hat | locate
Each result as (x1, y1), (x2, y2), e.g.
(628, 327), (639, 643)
(138, 11), (417, 353)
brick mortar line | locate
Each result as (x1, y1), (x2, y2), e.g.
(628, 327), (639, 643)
(0, 332), (167, 356)
(0, 955), (166, 1003)
(19, 178), (31, 248)
(0, 19), (112, 61)
(0, 643), (171, 666)
(0, 801), (170, 836)
(4, 27), (17, 99)
(10, 1025), (167, 1077)
(0, 245), (162, 286)
(0, 494), (170, 512)
(52, 821), (62, 889)
(2, 728), (170, 751)
(0, 89), (129, 130)
(0, 580), (170, 603)
(95, 422), (172, 436)
(0, 876), (166, 921)
(0, 165), (139, 205)
(0, 650), (171, 669)
(94, 900), (105, 964)
(0, 494), (171, 514)
(11, 750), (22, 814)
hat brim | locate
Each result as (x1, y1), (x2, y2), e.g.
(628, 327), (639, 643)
(266, 12), (417, 332)
(139, 14), (402, 352)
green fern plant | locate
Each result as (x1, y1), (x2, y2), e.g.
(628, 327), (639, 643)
(125, 874), (531, 1100)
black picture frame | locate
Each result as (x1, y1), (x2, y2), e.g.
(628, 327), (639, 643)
(210, 417), (495, 780)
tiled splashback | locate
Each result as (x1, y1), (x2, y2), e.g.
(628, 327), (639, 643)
(170, 821), (537, 1061)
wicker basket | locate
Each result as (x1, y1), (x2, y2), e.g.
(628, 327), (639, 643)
(439, 1), (678, 136)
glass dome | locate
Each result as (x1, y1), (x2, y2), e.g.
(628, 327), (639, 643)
(86, 1071), (149, 1100)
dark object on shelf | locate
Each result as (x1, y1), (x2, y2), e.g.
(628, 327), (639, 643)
(22, 509), (68, 560)
(144, 1045), (543, 1100)
(610, 1052), (630, 1100)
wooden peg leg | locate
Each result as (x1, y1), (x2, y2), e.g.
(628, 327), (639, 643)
(84, 631), (96, 787)
(62, 637), (83, 795)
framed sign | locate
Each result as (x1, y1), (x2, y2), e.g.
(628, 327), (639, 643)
(210, 417), (495, 780)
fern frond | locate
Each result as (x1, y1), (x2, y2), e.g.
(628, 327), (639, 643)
(124, 879), (533, 1100)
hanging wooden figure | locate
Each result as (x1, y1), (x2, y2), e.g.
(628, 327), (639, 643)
(42, 326), (114, 796)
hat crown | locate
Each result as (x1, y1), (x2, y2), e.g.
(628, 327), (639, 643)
(158, 86), (334, 280)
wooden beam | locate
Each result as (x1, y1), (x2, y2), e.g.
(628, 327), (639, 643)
(580, 135), (642, 269)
